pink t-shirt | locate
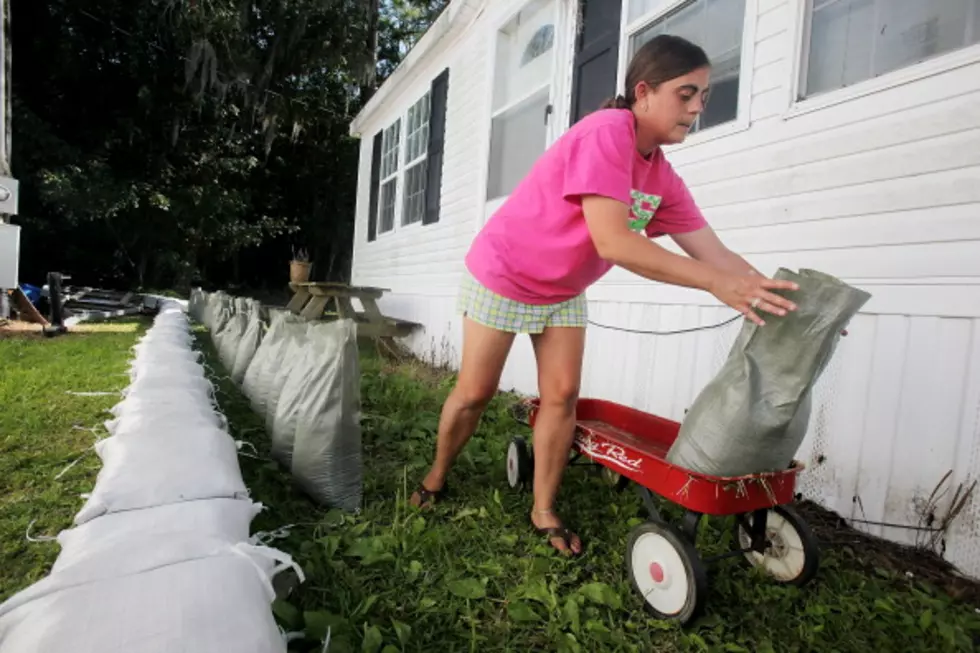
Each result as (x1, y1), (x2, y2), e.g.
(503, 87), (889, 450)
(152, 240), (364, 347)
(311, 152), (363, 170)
(465, 108), (708, 305)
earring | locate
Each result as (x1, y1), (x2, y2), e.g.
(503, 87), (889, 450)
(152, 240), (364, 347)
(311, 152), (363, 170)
(643, 102), (649, 112)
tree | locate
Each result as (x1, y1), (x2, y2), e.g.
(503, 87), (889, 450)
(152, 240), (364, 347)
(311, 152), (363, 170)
(10, 0), (445, 292)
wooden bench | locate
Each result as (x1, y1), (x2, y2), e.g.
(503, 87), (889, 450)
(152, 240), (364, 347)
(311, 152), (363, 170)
(286, 282), (421, 338)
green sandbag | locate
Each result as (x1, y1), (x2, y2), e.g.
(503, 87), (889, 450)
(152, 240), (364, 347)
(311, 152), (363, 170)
(665, 268), (871, 477)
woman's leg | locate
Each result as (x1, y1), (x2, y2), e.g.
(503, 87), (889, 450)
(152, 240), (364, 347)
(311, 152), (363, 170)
(529, 325), (585, 555)
(410, 316), (515, 506)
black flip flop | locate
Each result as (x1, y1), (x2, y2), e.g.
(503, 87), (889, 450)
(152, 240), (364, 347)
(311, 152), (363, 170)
(531, 518), (583, 557)
(411, 481), (448, 509)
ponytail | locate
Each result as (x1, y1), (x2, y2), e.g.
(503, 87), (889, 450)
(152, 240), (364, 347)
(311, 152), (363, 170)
(600, 94), (631, 110)
(599, 35), (711, 112)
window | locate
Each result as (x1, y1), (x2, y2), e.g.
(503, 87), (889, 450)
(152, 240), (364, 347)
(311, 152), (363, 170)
(376, 92), (429, 235)
(367, 69), (449, 242)
(628, 0), (747, 133)
(402, 93), (431, 226)
(378, 120), (401, 234)
(487, 0), (558, 200)
(801, 0), (980, 98)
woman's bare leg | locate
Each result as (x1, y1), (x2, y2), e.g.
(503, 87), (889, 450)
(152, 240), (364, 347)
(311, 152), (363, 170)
(410, 317), (515, 506)
(529, 325), (585, 555)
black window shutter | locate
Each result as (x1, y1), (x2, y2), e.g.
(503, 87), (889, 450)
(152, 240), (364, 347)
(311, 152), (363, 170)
(570, 0), (623, 125)
(367, 130), (382, 242)
(423, 67), (449, 226)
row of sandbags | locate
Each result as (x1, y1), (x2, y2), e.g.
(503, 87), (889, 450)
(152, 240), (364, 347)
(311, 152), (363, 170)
(0, 301), (304, 653)
(190, 289), (363, 513)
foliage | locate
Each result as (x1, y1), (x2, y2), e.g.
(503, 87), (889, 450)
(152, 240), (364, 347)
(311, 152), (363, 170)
(0, 319), (148, 602)
(377, 0), (448, 80)
(195, 335), (980, 653)
(9, 0), (447, 292)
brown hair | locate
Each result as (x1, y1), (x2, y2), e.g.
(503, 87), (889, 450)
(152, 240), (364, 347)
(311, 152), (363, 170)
(601, 34), (711, 109)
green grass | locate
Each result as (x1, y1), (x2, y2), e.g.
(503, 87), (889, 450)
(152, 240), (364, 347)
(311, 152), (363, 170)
(195, 333), (980, 653)
(3, 319), (976, 650)
(0, 320), (148, 602)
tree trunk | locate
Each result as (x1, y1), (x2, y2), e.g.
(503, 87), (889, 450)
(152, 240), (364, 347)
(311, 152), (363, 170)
(359, 0), (380, 103)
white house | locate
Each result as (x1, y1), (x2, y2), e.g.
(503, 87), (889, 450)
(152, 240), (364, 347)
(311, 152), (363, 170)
(0, 0), (21, 317)
(348, 0), (980, 580)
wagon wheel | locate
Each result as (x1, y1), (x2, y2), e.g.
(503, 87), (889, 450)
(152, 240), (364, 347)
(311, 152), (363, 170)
(626, 521), (708, 624)
(733, 505), (820, 586)
(506, 436), (533, 490)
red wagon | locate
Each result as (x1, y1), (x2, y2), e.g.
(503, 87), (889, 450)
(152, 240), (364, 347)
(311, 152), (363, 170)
(507, 398), (819, 624)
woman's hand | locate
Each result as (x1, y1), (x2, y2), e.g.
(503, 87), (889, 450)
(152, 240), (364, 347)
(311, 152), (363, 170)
(708, 272), (799, 326)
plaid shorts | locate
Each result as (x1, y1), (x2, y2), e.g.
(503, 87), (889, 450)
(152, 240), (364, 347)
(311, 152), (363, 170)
(456, 271), (587, 334)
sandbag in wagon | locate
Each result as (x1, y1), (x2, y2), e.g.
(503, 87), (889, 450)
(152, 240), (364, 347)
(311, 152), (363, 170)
(665, 268), (871, 478)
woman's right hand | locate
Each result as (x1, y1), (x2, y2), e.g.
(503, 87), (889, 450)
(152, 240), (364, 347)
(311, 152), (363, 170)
(708, 272), (800, 326)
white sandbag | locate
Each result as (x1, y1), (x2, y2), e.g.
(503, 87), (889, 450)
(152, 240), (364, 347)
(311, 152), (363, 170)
(127, 358), (206, 384)
(74, 427), (248, 525)
(130, 350), (205, 377)
(291, 319), (363, 512)
(121, 372), (214, 400)
(191, 289), (209, 322)
(228, 310), (265, 386)
(264, 322), (309, 433)
(105, 402), (226, 436)
(268, 325), (318, 466)
(203, 293), (229, 331)
(0, 536), (298, 653)
(188, 289), (203, 321)
(216, 313), (248, 371)
(140, 322), (193, 337)
(130, 342), (202, 363)
(212, 305), (233, 335)
(109, 387), (216, 418)
(241, 312), (301, 417)
(137, 333), (194, 348)
(52, 498), (261, 573)
(230, 312), (263, 386)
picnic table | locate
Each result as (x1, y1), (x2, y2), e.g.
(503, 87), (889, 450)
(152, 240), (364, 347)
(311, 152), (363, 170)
(285, 282), (420, 338)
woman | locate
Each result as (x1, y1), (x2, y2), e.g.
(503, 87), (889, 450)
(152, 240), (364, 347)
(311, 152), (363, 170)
(409, 34), (799, 556)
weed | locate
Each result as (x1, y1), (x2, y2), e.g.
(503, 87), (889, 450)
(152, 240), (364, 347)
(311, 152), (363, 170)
(198, 331), (980, 652)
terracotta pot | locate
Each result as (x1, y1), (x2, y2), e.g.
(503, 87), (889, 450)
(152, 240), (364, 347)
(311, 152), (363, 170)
(290, 260), (311, 284)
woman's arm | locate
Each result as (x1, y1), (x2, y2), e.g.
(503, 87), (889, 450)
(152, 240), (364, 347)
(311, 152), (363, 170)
(584, 197), (722, 291)
(671, 226), (761, 276)
(582, 196), (798, 325)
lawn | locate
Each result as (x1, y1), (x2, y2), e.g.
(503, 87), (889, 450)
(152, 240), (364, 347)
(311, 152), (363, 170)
(2, 318), (978, 651)
(196, 332), (980, 653)
(0, 319), (148, 602)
